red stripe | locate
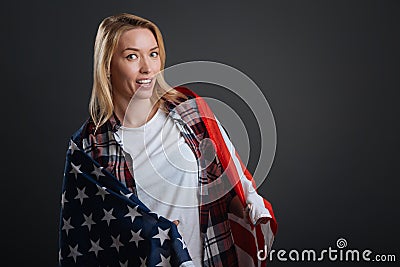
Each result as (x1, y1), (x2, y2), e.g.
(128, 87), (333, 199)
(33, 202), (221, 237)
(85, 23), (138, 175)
(230, 219), (258, 266)
(256, 224), (266, 267)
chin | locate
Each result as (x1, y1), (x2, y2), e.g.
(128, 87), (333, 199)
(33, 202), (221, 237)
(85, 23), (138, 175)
(132, 85), (155, 99)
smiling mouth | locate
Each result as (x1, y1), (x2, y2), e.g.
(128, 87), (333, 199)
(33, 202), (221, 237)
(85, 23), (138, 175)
(136, 78), (153, 85)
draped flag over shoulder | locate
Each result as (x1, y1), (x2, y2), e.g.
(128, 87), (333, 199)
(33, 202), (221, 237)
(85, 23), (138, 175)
(175, 86), (278, 267)
(59, 141), (194, 266)
(59, 86), (277, 267)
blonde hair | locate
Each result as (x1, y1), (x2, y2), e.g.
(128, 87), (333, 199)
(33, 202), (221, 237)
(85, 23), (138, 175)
(89, 13), (187, 129)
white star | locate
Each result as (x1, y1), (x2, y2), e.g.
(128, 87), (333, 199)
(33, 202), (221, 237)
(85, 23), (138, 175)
(82, 213), (96, 231)
(89, 238), (103, 257)
(59, 249), (62, 262)
(124, 206), (139, 223)
(68, 244), (82, 263)
(91, 164), (104, 179)
(129, 229), (144, 247)
(177, 237), (187, 250)
(156, 254), (170, 267)
(139, 257), (147, 267)
(153, 227), (170, 246)
(102, 208), (116, 226)
(62, 217), (74, 235)
(96, 185), (109, 201)
(69, 162), (82, 179)
(69, 141), (79, 155)
(119, 260), (128, 267)
(74, 187), (89, 204)
(61, 191), (68, 208)
(111, 234), (124, 252)
(120, 190), (133, 199)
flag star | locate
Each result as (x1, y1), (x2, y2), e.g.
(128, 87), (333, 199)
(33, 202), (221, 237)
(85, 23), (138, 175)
(111, 234), (124, 252)
(153, 227), (170, 246)
(61, 191), (68, 208)
(96, 185), (110, 201)
(82, 213), (96, 231)
(102, 208), (116, 226)
(140, 257), (147, 267)
(91, 164), (104, 179)
(156, 254), (170, 267)
(69, 141), (79, 155)
(69, 162), (82, 179)
(124, 206), (139, 223)
(62, 217), (74, 235)
(68, 244), (82, 263)
(119, 260), (128, 267)
(129, 229), (144, 247)
(74, 187), (89, 204)
(89, 238), (103, 257)
(177, 237), (187, 250)
(120, 190), (133, 199)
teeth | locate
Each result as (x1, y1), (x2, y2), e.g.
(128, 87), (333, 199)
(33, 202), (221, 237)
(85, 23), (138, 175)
(137, 79), (151, 84)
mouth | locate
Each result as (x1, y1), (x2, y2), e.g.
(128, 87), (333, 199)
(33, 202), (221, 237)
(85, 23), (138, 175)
(136, 78), (153, 87)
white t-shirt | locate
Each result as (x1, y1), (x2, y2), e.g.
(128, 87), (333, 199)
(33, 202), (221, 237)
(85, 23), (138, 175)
(114, 109), (203, 266)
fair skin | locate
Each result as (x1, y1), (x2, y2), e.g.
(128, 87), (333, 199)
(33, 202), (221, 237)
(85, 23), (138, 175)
(110, 27), (265, 226)
(110, 28), (161, 128)
(110, 28), (180, 226)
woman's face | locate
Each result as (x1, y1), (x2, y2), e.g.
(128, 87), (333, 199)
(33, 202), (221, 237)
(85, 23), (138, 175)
(110, 28), (161, 101)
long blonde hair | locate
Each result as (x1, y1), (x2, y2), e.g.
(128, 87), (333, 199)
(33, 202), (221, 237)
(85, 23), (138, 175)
(89, 13), (186, 129)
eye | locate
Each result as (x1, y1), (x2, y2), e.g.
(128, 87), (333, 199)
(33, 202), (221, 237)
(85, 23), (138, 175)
(126, 54), (138, 60)
(150, 51), (159, 58)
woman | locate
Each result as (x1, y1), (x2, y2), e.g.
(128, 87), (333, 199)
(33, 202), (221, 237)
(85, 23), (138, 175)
(59, 13), (277, 267)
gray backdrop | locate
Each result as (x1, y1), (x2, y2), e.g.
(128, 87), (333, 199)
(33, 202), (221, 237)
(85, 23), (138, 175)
(2, 0), (399, 266)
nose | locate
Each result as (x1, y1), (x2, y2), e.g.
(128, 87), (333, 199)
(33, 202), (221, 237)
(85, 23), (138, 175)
(139, 57), (151, 74)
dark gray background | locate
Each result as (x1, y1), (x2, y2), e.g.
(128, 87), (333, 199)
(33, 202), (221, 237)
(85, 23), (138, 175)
(2, 0), (399, 266)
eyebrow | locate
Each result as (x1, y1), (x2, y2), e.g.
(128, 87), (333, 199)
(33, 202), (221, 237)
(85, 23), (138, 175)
(123, 46), (159, 52)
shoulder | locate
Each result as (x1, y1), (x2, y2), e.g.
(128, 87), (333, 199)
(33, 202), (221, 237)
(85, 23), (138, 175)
(174, 86), (199, 99)
(167, 86), (205, 117)
(173, 86), (217, 119)
(70, 117), (103, 149)
(69, 118), (91, 149)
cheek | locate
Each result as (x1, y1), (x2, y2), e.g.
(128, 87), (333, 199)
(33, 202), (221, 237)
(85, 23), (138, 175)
(111, 63), (140, 80)
(155, 60), (162, 71)
(148, 56), (162, 72)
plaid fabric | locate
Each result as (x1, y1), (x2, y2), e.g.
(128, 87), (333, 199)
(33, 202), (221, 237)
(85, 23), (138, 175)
(167, 95), (238, 267)
(72, 115), (137, 194)
(69, 86), (275, 266)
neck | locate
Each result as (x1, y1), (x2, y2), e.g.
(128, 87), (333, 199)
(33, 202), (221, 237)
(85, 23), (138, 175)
(114, 96), (159, 128)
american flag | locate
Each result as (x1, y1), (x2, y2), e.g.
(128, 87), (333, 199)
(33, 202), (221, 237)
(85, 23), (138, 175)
(191, 88), (277, 267)
(59, 86), (277, 266)
(59, 140), (194, 266)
